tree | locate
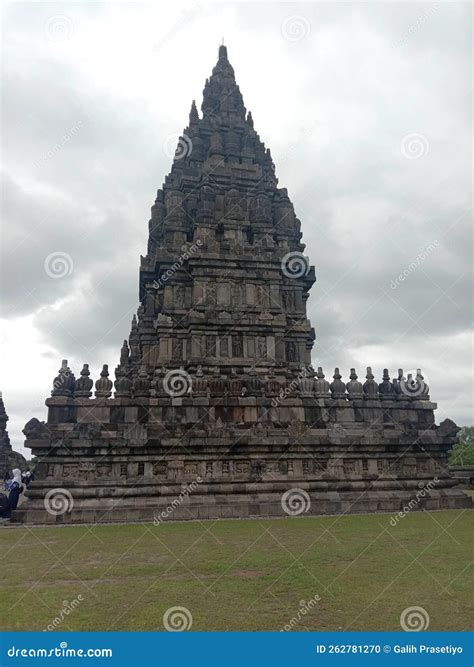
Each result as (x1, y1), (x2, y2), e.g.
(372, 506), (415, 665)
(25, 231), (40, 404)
(449, 426), (474, 466)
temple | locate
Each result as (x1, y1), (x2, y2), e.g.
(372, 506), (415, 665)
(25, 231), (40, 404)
(0, 393), (26, 483)
(0, 392), (12, 481)
(17, 45), (471, 523)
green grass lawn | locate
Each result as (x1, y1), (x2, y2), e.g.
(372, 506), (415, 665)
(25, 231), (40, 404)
(1, 511), (472, 632)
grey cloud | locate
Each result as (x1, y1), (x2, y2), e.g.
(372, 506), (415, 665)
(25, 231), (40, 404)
(1, 1), (472, 457)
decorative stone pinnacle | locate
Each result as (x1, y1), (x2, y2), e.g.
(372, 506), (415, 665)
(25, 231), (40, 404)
(120, 339), (130, 366)
(363, 366), (379, 399)
(52, 359), (75, 397)
(0, 392), (8, 421)
(346, 368), (363, 399)
(330, 368), (346, 399)
(189, 100), (199, 125)
(75, 363), (93, 398)
(95, 364), (112, 398)
(218, 43), (228, 60)
(379, 368), (393, 399)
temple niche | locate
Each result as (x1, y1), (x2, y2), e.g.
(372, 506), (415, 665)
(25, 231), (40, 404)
(17, 45), (471, 524)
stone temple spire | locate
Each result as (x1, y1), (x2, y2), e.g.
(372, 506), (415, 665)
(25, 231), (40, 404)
(0, 392), (11, 450)
(135, 43), (305, 377)
(201, 44), (246, 119)
(0, 391), (12, 481)
(189, 99), (199, 126)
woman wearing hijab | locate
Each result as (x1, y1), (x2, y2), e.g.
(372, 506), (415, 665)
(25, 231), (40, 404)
(5, 469), (23, 519)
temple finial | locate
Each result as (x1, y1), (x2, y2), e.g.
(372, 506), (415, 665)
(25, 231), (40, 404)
(218, 43), (228, 60)
(189, 99), (199, 125)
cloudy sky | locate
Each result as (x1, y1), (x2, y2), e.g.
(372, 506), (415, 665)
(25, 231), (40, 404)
(1, 1), (472, 455)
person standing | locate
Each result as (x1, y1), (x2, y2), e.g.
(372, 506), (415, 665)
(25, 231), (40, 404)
(5, 468), (23, 519)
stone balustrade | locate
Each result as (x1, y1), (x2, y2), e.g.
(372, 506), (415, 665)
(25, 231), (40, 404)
(52, 360), (431, 404)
